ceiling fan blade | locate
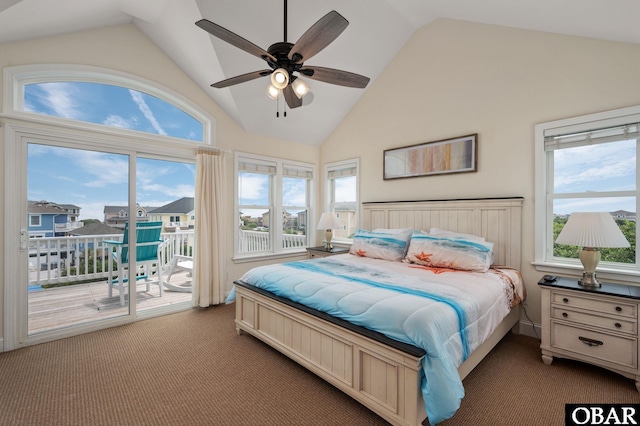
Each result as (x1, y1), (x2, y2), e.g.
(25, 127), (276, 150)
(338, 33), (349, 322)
(211, 70), (272, 88)
(299, 66), (370, 89)
(288, 11), (348, 63)
(283, 85), (302, 109)
(196, 19), (277, 63)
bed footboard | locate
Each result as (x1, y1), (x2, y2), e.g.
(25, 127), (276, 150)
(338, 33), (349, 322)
(234, 284), (427, 426)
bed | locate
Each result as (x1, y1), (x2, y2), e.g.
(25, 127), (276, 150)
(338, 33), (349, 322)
(232, 197), (524, 425)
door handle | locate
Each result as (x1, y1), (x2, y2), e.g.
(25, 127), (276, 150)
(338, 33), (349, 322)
(20, 229), (27, 251)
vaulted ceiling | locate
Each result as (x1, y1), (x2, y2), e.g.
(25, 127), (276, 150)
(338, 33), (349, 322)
(0, 0), (638, 146)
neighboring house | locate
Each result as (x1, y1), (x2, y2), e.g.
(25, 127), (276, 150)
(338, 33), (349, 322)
(334, 206), (357, 239)
(69, 222), (124, 254)
(103, 203), (156, 229)
(611, 210), (637, 221)
(148, 197), (195, 232)
(28, 200), (82, 238)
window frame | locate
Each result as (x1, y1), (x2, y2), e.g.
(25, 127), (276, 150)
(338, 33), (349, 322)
(234, 152), (316, 261)
(534, 105), (640, 283)
(2, 64), (214, 146)
(29, 215), (41, 227)
(324, 158), (359, 244)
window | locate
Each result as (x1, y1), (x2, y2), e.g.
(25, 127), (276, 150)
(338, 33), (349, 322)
(24, 82), (203, 141)
(535, 105), (640, 280)
(29, 215), (41, 226)
(325, 159), (359, 242)
(4, 64), (213, 144)
(235, 153), (314, 258)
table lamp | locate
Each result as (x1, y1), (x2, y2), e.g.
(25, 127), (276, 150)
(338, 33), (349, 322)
(555, 212), (630, 287)
(317, 212), (341, 250)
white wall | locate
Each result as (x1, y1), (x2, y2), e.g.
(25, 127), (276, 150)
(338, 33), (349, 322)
(321, 19), (640, 327)
(0, 23), (318, 344)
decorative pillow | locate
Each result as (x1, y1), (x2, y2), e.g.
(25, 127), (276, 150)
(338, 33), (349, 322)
(405, 231), (494, 272)
(428, 228), (486, 242)
(349, 228), (413, 261)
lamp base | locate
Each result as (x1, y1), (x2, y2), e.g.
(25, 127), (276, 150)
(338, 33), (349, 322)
(578, 271), (601, 288)
(324, 229), (333, 250)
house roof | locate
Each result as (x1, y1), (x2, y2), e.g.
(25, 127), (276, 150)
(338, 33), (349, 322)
(28, 200), (70, 215)
(70, 223), (124, 236)
(149, 197), (194, 214)
(103, 205), (156, 214)
(0, 0), (637, 146)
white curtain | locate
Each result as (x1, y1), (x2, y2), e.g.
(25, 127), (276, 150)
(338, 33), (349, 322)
(194, 146), (226, 307)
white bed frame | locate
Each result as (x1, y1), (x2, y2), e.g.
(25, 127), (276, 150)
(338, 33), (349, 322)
(234, 198), (524, 426)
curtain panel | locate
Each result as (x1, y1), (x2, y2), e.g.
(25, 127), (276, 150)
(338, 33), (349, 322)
(194, 146), (226, 307)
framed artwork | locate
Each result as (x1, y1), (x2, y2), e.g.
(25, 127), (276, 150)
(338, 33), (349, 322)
(383, 133), (477, 180)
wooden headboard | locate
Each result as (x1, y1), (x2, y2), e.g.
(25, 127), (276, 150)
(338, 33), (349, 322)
(362, 197), (524, 270)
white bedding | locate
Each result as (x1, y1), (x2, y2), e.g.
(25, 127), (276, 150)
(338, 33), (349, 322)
(235, 253), (525, 423)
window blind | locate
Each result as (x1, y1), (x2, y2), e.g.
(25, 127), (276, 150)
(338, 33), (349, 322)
(544, 123), (640, 151)
(238, 160), (276, 174)
(283, 166), (313, 179)
(328, 164), (357, 178)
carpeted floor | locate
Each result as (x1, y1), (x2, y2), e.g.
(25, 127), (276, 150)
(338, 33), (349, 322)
(0, 303), (638, 425)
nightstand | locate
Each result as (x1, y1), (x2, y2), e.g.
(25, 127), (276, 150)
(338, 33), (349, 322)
(306, 246), (350, 259)
(539, 276), (640, 392)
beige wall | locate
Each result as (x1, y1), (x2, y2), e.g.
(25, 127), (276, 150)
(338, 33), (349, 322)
(0, 24), (317, 345)
(321, 19), (640, 327)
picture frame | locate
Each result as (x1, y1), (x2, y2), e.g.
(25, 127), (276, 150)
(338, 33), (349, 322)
(383, 133), (477, 180)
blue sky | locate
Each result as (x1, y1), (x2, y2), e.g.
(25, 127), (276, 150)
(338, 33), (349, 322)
(553, 139), (636, 214)
(26, 82), (198, 221)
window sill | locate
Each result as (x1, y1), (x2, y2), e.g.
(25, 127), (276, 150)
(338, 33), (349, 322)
(532, 261), (640, 285)
(232, 250), (307, 264)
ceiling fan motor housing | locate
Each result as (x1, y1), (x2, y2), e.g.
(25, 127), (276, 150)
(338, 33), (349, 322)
(266, 42), (304, 83)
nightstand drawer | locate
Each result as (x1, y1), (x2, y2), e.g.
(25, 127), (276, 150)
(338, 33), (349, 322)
(551, 322), (637, 369)
(551, 307), (637, 334)
(552, 291), (637, 319)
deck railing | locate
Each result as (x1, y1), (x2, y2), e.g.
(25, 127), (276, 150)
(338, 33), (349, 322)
(29, 229), (306, 286)
(238, 230), (306, 253)
(28, 231), (195, 287)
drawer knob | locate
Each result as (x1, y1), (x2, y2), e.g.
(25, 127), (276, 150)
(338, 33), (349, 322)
(615, 322), (622, 328)
(563, 298), (569, 303)
(616, 306), (622, 312)
(562, 312), (568, 318)
(579, 336), (603, 347)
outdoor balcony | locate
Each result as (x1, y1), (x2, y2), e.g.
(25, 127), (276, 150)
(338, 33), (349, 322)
(27, 231), (194, 334)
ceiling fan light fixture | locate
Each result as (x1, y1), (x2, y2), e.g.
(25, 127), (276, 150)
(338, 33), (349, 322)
(292, 78), (310, 99)
(266, 83), (281, 100)
(271, 68), (289, 89)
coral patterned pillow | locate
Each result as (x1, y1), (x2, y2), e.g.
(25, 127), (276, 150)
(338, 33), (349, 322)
(349, 228), (413, 261)
(405, 231), (494, 272)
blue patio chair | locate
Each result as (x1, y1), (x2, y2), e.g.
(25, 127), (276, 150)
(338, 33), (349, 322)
(104, 221), (164, 306)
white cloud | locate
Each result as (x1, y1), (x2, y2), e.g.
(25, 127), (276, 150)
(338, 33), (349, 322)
(554, 142), (636, 191)
(35, 82), (84, 120)
(129, 90), (167, 135)
(103, 114), (132, 129)
(239, 174), (268, 203)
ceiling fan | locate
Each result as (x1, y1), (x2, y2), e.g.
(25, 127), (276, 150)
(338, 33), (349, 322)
(195, 0), (370, 109)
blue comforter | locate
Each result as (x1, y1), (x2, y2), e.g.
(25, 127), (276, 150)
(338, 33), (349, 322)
(232, 255), (516, 423)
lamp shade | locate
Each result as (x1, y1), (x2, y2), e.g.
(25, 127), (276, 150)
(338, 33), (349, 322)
(317, 212), (341, 230)
(271, 68), (289, 90)
(266, 84), (280, 99)
(291, 78), (310, 99)
(555, 212), (630, 248)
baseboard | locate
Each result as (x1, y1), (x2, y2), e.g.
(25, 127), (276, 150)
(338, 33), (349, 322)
(516, 319), (541, 340)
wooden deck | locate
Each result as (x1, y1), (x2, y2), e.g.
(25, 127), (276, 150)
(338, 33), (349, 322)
(28, 271), (193, 334)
